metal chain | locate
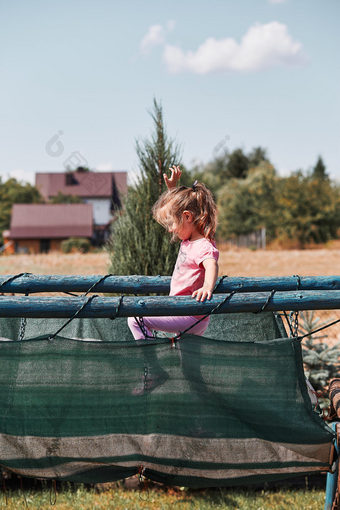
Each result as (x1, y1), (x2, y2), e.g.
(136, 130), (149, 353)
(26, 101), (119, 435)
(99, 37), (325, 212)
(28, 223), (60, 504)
(17, 291), (29, 341)
(18, 317), (27, 341)
(288, 275), (301, 338)
(289, 310), (299, 338)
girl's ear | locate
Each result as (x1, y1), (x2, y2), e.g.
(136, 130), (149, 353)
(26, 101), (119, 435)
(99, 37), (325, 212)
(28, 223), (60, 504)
(183, 210), (194, 222)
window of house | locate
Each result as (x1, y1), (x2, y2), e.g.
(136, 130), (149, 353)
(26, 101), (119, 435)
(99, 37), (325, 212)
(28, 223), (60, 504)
(40, 239), (51, 253)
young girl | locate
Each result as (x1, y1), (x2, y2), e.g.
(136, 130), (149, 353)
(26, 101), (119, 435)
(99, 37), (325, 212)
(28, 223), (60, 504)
(128, 166), (219, 340)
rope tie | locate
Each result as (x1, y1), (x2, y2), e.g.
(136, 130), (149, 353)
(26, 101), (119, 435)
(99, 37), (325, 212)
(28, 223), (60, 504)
(111, 295), (124, 320)
(298, 318), (340, 341)
(0, 272), (32, 291)
(293, 274), (301, 290)
(214, 274), (228, 292)
(62, 274), (114, 298)
(50, 275), (116, 340)
(48, 295), (98, 341)
(254, 289), (276, 314)
(82, 274), (113, 296)
(174, 289), (238, 340)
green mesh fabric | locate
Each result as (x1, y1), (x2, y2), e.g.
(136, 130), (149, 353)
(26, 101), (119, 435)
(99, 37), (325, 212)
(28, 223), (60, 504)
(0, 314), (334, 487)
(0, 312), (286, 343)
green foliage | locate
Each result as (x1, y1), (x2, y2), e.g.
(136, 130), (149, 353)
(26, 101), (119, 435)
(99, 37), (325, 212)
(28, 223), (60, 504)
(217, 162), (279, 241)
(301, 311), (340, 393)
(0, 177), (43, 243)
(214, 161), (340, 245)
(61, 237), (91, 254)
(50, 192), (82, 204)
(193, 146), (270, 196)
(276, 172), (340, 245)
(193, 145), (340, 246)
(107, 99), (191, 276)
(248, 146), (270, 168)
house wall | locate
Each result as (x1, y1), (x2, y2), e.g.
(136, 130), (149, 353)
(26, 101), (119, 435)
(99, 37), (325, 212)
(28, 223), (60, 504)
(14, 239), (64, 254)
(2, 232), (15, 255)
(83, 198), (112, 225)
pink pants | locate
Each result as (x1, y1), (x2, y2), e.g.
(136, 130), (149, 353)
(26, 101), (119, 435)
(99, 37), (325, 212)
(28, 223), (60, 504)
(127, 316), (209, 340)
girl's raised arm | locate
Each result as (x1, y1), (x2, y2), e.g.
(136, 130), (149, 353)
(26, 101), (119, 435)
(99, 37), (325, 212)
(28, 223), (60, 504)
(163, 165), (182, 190)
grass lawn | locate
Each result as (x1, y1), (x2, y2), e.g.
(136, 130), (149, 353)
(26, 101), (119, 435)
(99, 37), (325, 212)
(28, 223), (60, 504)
(0, 483), (326, 510)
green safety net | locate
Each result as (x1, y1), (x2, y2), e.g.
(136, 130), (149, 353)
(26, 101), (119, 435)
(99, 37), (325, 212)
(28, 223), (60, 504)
(0, 313), (334, 487)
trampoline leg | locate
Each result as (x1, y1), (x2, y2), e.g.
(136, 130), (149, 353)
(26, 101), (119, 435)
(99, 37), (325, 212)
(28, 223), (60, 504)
(325, 423), (338, 510)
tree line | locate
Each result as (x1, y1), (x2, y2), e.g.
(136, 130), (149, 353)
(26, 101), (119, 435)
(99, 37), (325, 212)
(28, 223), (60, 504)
(194, 149), (340, 247)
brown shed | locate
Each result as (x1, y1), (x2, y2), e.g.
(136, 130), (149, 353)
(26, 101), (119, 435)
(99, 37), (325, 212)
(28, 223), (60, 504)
(8, 203), (93, 254)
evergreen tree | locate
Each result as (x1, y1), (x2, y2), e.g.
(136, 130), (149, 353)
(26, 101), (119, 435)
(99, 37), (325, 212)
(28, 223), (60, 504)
(312, 156), (328, 180)
(226, 148), (249, 179)
(248, 146), (269, 168)
(107, 99), (190, 276)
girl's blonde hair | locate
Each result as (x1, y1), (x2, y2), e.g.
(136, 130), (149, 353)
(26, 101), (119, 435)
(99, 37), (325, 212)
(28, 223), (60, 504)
(152, 182), (217, 241)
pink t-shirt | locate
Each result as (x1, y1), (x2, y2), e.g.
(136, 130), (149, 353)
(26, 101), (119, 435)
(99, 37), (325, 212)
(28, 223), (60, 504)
(170, 238), (219, 296)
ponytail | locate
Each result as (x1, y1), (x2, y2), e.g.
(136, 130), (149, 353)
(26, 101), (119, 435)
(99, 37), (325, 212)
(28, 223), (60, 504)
(153, 182), (217, 240)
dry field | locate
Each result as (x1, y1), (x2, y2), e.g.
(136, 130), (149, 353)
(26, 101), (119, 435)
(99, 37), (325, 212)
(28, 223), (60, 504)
(1, 247), (340, 276)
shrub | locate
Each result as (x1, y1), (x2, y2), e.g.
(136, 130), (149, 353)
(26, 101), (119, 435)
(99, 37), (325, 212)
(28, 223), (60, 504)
(61, 237), (91, 254)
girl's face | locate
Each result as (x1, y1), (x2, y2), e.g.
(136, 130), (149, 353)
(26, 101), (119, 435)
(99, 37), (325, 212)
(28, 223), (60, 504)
(163, 205), (201, 241)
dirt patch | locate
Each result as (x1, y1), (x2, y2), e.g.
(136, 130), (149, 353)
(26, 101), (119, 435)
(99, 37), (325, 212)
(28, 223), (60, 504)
(218, 248), (340, 276)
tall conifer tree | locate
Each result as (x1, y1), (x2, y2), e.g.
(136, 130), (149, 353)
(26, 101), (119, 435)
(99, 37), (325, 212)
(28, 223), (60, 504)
(107, 99), (187, 276)
(312, 156), (328, 180)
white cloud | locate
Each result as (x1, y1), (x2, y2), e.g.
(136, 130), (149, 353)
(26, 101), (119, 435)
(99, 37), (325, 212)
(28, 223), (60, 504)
(140, 21), (175, 54)
(163, 22), (305, 74)
(140, 25), (165, 54)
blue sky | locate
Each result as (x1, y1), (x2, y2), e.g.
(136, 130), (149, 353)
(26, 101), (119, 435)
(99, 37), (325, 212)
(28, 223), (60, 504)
(0, 0), (339, 184)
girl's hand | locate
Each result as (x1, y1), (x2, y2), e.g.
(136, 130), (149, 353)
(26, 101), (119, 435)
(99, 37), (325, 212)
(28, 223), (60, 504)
(164, 165), (181, 190)
(192, 287), (213, 302)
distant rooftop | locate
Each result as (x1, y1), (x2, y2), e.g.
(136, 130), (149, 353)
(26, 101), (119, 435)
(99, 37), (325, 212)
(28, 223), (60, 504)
(35, 170), (127, 200)
(9, 204), (93, 239)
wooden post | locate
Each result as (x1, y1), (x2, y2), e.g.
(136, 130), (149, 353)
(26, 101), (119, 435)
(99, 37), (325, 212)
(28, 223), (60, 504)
(0, 290), (340, 318)
(1, 274), (340, 294)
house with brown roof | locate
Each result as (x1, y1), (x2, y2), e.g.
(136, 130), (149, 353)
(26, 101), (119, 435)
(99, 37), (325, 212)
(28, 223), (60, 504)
(35, 170), (127, 244)
(7, 203), (93, 254)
